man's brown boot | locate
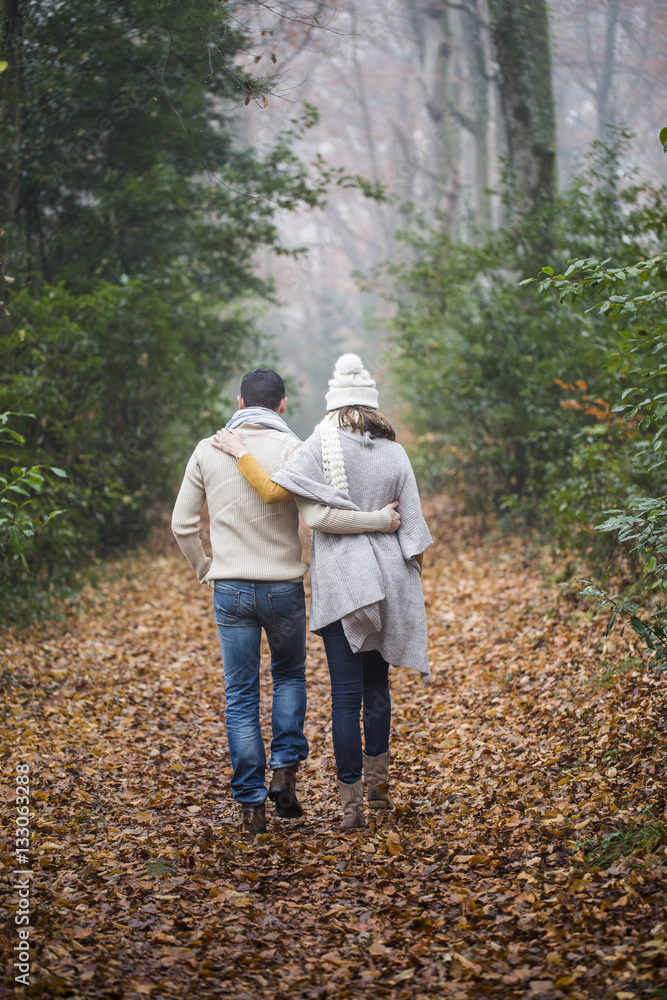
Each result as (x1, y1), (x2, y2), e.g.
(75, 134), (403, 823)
(268, 765), (303, 818)
(240, 802), (266, 835)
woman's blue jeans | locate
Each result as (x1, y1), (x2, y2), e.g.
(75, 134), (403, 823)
(214, 580), (308, 805)
(320, 619), (391, 785)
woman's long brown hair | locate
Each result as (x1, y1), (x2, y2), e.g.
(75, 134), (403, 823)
(330, 405), (396, 441)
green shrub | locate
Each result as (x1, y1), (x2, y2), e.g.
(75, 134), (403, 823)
(1, 275), (257, 570)
(0, 411), (66, 570)
(385, 133), (667, 572)
(539, 242), (667, 666)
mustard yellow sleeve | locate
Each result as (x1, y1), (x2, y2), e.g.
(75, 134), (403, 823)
(237, 452), (293, 504)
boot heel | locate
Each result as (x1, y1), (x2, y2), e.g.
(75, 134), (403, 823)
(269, 765), (303, 818)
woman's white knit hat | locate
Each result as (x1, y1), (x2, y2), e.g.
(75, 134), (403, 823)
(325, 353), (379, 411)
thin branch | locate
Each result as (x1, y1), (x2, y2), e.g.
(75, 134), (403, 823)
(226, 1), (350, 36)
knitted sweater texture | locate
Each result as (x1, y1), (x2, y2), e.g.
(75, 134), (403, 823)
(273, 427), (433, 675)
(171, 423), (390, 585)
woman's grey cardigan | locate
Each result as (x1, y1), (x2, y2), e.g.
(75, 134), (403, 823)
(273, 426), (433, 676)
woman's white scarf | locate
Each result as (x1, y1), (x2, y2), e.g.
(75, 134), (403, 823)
(318, 415), (350, 493)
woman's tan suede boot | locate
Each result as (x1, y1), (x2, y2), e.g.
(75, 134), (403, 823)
(363, 751), (394, 809)
(338, 778), (366, 829)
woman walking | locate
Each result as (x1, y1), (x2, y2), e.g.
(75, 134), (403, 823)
(214, 354), (431, 828)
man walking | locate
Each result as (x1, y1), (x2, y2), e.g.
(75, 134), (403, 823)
(172, 368), (396, 834)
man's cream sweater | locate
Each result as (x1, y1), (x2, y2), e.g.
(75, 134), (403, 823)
(171, 423), (391, 585)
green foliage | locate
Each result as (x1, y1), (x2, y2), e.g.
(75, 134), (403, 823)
(578, 812), (667, 866)
(0, 0), (332, 611)
(597, 498), (667, 585)
(0, 277), (264, 597)
(587, 657), (642, 690)
(0, 411), (66, 573)
(386, 132), (667, 571)
(1, 0), (327, 294)
(578, 578), (667, 670)
(536, 251), (667, 456)
(390, 234), (599, 504)
(526, 130), (667, 666)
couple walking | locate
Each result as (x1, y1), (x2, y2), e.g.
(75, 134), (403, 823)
(172, 354), (431, 833)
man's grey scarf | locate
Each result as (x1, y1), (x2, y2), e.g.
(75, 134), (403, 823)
(225, 407), (300, 439)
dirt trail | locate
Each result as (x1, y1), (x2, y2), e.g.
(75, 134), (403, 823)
(2, 498), (666, 999)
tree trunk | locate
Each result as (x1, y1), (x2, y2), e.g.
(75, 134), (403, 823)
(410, 0), (461, 229)
(488, 0), (556, 220)
(596, 0), (620, 138)
(0, 0), (21, 333)
(449, 0), (492, 231)
(405, 0), (494, 234)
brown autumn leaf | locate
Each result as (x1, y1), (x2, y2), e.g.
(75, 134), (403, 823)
(125, 977), (155, 995)
(1, 498), (666, 998)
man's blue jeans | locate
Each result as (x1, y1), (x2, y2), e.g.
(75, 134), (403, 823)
(214, 580), (308, 805)
(320, 619), (391, 785)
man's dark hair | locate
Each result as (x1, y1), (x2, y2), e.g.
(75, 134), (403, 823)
(239, 368), (286, 410)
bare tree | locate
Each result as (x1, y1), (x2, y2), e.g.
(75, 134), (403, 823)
(488, 0), (557, 220)
(229, 0), (666, 425)
(552, 1), (667, 180)
(407, 1), (495, 231)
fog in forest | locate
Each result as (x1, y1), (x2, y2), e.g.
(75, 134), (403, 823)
(225, 1), (667, 438)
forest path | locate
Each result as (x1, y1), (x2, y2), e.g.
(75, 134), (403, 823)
(2, 498), (666, 999)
